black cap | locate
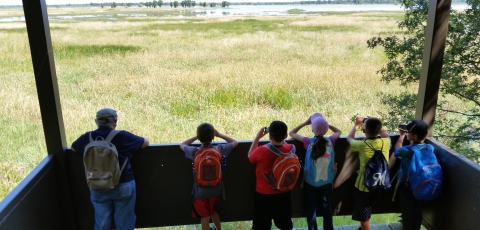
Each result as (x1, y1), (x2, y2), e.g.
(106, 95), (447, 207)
(399, 120), (428, 137)
(268, 120), (287, 137)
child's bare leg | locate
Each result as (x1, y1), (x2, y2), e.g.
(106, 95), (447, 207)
(211, 211), (222, 230)
(201, 217), (210, 230)
(360, 219), (370, 230)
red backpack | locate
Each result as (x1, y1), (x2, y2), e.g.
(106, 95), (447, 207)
(262, 144), (300, 192)
(194, 147), (223, 187)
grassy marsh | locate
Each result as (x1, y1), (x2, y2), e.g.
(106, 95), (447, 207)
(0, 6), (408, 228)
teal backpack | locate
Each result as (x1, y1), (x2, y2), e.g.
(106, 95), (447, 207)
(304, 136), (336, 187)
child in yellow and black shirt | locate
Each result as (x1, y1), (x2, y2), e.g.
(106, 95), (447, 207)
(346, 117), (391, 230)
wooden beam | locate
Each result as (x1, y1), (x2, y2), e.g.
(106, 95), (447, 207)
(22, 0), (75, 228)
(416, 0), (452, 136)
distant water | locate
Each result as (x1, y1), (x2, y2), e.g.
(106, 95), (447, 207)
(0, 4), (469, 22)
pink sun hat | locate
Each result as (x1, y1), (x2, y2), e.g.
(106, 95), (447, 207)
(311, 113), (329, 136)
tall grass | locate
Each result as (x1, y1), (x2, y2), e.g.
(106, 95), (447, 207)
(0, 6), (406, 227)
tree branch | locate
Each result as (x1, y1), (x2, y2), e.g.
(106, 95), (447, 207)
(435, 135), (480, 140)
(437, 108), (480, 117)
(443, 85), (480, 107)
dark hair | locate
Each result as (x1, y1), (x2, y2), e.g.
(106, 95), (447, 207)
(268, 121), (288, 142)
(197, 123), (214, 143)
(364, 117), (382, 137)
(311, 135), (328, 160)
(416, 132), (427, 141)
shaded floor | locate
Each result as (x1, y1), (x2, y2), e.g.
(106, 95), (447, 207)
(291, 223), (402, 230)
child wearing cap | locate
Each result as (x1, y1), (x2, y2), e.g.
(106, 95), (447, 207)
(248, 120), (296, 230)
(393, 120), (431, 230)
(346, 117), (391, 230)
(289, 113), (341, 230)
(180, 123), (238, 230)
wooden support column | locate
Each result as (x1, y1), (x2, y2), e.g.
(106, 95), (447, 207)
(416, 0), (452, 136)
(22, 0), (76, 228)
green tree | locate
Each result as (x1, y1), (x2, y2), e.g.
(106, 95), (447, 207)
(153, 0), (158, 8)
(174, 1), (179, 8)
(367, 0), (480, 162)
(111, 2), (117, 8)
(158, 0), (163, 7)
(221, 1), (230, 7)
(210, 2), (216, 7)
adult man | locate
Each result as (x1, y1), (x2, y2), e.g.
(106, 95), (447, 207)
(72, 108), (149, 230)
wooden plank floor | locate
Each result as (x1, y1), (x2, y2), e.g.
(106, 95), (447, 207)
(291, 223), (402, 230)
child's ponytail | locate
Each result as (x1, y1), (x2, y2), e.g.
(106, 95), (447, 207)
(311, 136), (328, 160)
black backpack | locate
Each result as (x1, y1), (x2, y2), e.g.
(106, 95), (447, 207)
(363, 139), (391, 193)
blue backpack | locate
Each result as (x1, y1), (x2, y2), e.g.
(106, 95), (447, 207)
(406, 144), (443, 201)
(304, 137), (336, 187)
(363, 139), (391, 193)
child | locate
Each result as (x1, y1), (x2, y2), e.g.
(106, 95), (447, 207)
(289, 113), (341, 230)
(346, 117), (391, 230)
(393, 120), (430, 230)
(248, 120), (296, 230)
(180, 123), (238, 230)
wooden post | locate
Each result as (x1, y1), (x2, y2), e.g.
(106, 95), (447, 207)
(22, 0), (76, 228)
(416, 0), (452, 136)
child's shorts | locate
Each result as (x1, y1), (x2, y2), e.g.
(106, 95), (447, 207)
(352, 189), (376, 222)
(252, 191), (293, 230)
(191, 196), (219, 218)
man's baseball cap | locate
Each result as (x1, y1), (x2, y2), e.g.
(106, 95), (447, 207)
(399, 120), (428, 137)
(311, 113), (329, 136)
(95, 108), (118, 125)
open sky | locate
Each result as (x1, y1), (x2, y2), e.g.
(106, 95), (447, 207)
(2, 0), (293, 5)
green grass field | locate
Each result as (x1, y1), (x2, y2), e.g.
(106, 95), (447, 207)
(0, 6), (408, 228)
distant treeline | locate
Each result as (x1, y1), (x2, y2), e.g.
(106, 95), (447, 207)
(0, 0), (468, 8)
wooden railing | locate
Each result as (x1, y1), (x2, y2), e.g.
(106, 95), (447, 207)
(2, 136), (478, 229)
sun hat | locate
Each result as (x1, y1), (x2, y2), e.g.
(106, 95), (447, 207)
(311, 113), (329, 136)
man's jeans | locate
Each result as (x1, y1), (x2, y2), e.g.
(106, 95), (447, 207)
(90, 180), (136, 230)
(304, 182), (333, 230)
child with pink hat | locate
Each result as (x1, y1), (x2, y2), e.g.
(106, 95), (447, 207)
(289, 113), (342, 230)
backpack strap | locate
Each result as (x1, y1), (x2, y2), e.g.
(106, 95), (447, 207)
(88, 129), (121, 143)
(88, 132), (94, 142)
(105, 130), (121, 143)
(265, 143), (296, 156)
(364, 139), (384, 152)
(105, 130), (127, 172)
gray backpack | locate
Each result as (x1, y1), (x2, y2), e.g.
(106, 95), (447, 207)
(83, 130), (127, 191)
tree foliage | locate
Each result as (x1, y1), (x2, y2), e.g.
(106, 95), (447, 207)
(221, 1), (230, 7)
(368, 0), (480, 162)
